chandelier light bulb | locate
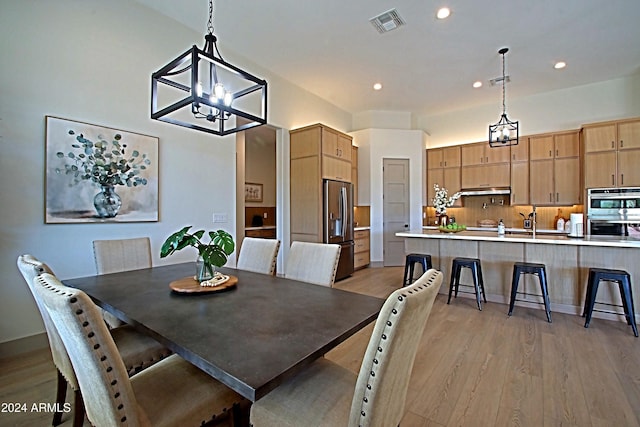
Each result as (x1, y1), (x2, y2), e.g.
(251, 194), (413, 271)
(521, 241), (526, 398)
(214, 83), (225, 100)
(223, 92), (233, 107)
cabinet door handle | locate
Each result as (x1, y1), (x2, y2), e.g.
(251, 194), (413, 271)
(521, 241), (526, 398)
(549, 150), (552, 157)
(612, 174), (615, 185)
(612, 140), (615, 149)
(621, 174), (624, 185)
(444, 161), (447, 167)
(556, 149), (559, 156)
(620, 140), (624, 148)
(556, 192), (559, 202)
(549, 193), (553, 202)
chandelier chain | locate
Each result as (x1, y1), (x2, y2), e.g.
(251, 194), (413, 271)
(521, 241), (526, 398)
(207, 0), (214, 35)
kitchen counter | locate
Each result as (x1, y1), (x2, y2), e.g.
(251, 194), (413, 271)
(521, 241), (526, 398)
(405, 229), (640, 248)
(397, 229), (640, 321)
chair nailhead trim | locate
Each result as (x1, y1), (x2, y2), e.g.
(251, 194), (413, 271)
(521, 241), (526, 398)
(377, 346), (382, 352)
(386, 320), (392, 326)
(370, 371), (375, 377)
(373, 359), (378, 364)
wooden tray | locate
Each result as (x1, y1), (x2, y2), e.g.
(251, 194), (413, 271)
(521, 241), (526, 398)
(170, 275), (238, 294)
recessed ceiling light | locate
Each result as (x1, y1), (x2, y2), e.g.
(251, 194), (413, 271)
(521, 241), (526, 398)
(373, 83), (383, 91)
(554, 61), (567, 69)
(473, 81), (483, 88)
(436, 7), (451, 20)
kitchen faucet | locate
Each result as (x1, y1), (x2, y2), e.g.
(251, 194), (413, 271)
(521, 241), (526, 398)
(532, 205), (537, 238)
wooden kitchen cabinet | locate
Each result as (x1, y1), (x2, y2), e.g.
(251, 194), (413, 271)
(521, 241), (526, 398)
(426, 147), (461, 206)
(461, 164), (510, 189)
(354, 229), (370, 269)
(428, 146), (461, 168)
(510, 137), (529, 205)
(460, 142), (510, 189)
(584, 118), (640, 188)
(351, 145), (358, 206)
(290, 124), (353, 242)
(529, 130), (581, 205)
(461, 142), (510, 166)
(245, 228), (276, 239)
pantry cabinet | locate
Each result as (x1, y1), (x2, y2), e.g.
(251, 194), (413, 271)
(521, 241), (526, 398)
(290, 124), (353, 242)
(510, 138), (529, 205)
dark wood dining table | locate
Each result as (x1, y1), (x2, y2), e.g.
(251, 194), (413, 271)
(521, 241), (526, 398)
(64, 262), (384, 402)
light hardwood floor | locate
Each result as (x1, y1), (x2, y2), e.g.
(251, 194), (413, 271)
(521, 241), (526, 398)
(1, 266), (639, 426)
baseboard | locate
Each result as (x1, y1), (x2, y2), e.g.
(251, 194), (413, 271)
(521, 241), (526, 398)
(0, 332), (48, 359)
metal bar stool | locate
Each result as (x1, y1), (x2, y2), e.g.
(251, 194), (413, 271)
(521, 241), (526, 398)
(508, 262), (552, 322)
(582, 268), (638, 337)
(403, 253), (432, 287)
(447, 257), (486, 310)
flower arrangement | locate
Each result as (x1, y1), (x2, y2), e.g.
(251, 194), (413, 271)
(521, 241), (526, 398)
(55, 130), (150, 188)
(433, 184), (462, 215)
(160, 226), (235, 282)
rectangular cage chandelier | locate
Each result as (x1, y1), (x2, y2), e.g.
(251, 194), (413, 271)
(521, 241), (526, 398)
(489, 47), (518, 147)
(151, 0), (267, 136)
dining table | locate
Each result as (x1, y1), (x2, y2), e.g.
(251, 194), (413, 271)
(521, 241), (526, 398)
(64, 262), (384, 402)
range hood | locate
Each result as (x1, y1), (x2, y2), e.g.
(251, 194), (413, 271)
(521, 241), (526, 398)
(459, 187), (511, 197)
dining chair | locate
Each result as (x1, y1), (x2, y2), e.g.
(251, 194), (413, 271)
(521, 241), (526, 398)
(17, 254), (172, 427)
(284, 241), (341, 287)
(93, 237), (152, 328)
(250, 268), (443, 427)
(32, 271), (245, 427)
(237, 237), (280, 275)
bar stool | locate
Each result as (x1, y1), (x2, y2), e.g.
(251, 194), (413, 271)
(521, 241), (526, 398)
(403, 253), (432, 287)
(508, 262), (552, 323)
(582, 268), (638, 337)
(447, 257), (486, 310)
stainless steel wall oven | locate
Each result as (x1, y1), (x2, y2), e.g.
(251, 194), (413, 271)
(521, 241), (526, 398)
(587, 188), (640, 237)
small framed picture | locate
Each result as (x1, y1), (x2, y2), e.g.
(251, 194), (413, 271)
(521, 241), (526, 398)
(245, 183), (263, 202)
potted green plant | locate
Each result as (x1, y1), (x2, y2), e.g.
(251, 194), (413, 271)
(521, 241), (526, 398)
(160, 226), (235, 282)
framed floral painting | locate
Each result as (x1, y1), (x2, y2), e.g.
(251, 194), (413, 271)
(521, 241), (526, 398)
(45, 116), (159, 223)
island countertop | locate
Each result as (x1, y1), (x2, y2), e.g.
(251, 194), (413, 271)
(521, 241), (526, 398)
(397, 229), (640, 249)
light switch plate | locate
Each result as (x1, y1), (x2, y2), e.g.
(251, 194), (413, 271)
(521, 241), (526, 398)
(213, 213), (227, 223)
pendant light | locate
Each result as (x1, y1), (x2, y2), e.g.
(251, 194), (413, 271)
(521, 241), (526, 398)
(489, 47), (518, 147)
(151, 0), (267, 136)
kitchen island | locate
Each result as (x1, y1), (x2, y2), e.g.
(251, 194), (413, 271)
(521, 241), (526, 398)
(397, 229), (640, 321)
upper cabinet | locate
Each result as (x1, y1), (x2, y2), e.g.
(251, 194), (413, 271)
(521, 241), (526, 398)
(584, 118), (640, 188)
(291, 124), (352, 183)
(426, 146), (461, 206)
(351, 145), (358, 206)
(529, 130), (581, 206)
(460, 142), (510, 188)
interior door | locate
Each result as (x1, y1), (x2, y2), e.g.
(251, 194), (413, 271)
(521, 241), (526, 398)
(383, 158), (410, 266)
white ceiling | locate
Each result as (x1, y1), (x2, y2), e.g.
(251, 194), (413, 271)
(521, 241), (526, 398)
(135, 0), (640, 117)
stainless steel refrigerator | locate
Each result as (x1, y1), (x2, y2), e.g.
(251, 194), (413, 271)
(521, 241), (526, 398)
(323, 179), (354, 281)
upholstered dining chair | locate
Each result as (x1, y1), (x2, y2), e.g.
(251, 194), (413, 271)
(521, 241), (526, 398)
(237, 237), (281, 275)
(32, 271), (245, 427)
(284, 241), (341, 287)
(17, 255), (171, 427)
(93, 237), (152, 328)
(250, 269), (443, 427)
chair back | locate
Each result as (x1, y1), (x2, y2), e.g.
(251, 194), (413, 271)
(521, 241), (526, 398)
(93, 237), (152, 275)
(17, 255), (78, 390)
(237, 237), (280, 275)
(349, 269), (443, 427)
(285, 241), (341, 287)
(33, 272), (144, 427)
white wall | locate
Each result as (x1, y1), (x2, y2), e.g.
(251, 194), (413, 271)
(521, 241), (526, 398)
(0, 0), (351, 347)
(351, 129), (426, 263)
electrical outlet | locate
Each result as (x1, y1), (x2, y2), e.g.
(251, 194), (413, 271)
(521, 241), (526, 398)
(213, 213), (227, 223)
(263, 212), (268, 219)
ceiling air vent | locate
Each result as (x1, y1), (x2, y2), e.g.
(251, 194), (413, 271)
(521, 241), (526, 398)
(370, 9), (405, 34)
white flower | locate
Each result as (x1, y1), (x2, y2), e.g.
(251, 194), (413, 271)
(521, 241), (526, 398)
(432, 184), (461, 215)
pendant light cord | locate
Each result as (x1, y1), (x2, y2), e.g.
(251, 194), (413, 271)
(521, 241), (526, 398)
(501, 51), (507, 115)
(207, 0), (214, 35)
